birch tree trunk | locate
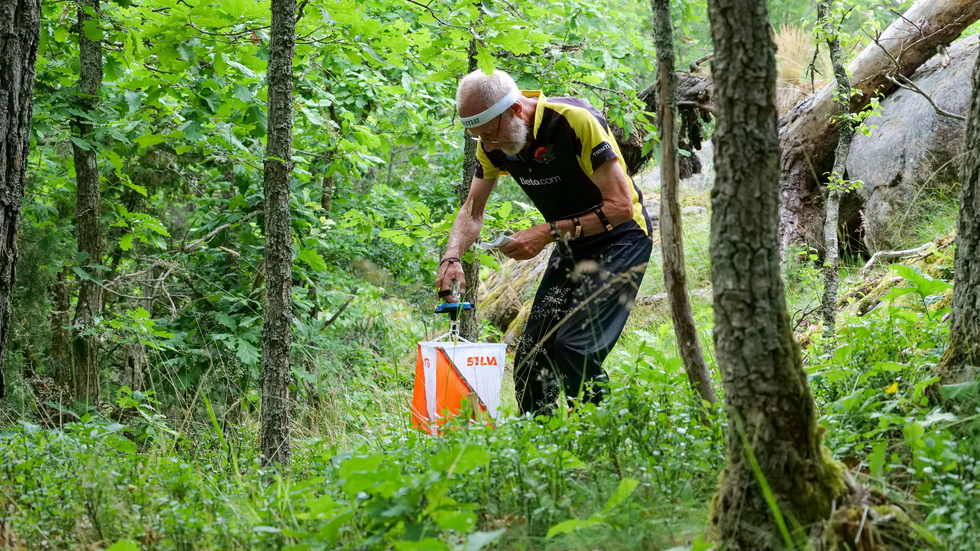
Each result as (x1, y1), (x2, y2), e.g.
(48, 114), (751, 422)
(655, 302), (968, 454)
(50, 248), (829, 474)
(260, 0), (296, 468)
(935, 40), (980, 385)
(0, 0), (41, 400)
(779, 0), (980, 254)
(71, 0), (104, 404)
(652, 0), (715, 422)
(706, 0), (845, 547)
(819, 0), (855, 339)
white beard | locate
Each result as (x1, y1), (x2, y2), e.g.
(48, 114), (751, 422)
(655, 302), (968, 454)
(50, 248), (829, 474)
(499, 117), (529, 156)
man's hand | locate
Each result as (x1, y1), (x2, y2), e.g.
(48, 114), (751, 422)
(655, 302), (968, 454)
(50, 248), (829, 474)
(435, 260), (466, 303)
(500, 225), (551, 260)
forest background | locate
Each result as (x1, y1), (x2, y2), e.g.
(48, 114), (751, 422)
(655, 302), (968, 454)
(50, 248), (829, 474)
(1, 0), (980, 549)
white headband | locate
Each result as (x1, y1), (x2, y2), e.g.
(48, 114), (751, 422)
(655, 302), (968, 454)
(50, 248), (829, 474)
(459, 89), (521, 128)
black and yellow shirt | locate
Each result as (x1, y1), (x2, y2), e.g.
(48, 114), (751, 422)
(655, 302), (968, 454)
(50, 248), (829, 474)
(475, 91), (651, 236)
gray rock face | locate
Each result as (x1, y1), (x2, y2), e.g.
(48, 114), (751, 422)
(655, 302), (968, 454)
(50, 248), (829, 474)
(633, 139), (715, 195)
(847, 35), (978, 252)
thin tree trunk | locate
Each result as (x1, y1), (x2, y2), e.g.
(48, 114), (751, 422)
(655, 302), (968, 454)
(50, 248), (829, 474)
(70, 0), (104, 405)
(0, 0), (41, 400)
(706, 0), (845, 547)
(51, 268), (71, 385)
(260, 0), (296, 468)
(935, 39), (980, 384)
(455, 40), (480, 342)
(819, 0), (855, 338)
(652, 0), (715, 423)
(778, 0), (980, 254)
(321, 173), (334, 216)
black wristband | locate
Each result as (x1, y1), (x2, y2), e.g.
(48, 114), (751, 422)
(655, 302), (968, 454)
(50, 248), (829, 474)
(594, 206), (614, 232)
(439, 257), (460, 266)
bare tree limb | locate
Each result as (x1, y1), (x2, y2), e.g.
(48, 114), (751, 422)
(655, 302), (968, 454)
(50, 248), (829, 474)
(865, 26), (967, 121)
(181, 210), (263, 252)
(861, 242), (937, 276)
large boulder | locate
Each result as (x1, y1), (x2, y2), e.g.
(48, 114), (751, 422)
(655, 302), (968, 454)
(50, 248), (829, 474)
(847, 35), (978, 252)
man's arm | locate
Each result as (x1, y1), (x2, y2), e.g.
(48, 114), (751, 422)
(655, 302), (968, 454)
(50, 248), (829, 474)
(499, 158), (637, 259)
(435, 176), (497, 301)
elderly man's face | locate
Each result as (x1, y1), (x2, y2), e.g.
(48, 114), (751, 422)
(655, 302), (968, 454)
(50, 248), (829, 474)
(466, 109), (527, 156)
(460, 94), (528, 156)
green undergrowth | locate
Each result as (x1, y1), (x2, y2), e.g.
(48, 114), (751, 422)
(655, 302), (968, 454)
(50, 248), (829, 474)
(4, 215), (980, 550)
(0, 351), (722, 551)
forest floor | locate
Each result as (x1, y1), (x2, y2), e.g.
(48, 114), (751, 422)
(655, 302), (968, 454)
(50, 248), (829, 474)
(2, 184), (979, 551)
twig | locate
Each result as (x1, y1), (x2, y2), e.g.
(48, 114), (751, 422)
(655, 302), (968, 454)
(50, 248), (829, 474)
(886, 75), (966, 121)
(863, 27), (967, 122)
(861, 242), (936, 276)
(689, 52), (713, 72)
(323, 294), (356, 329)
(404, 0), (471, 32)
(181, 210), (263, 252)
(572, 80), (632, 104)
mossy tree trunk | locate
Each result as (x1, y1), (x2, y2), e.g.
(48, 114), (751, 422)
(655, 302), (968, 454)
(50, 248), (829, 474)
(71, 0), (105, 405)
(819, 0), (854, 339)
(260, 0), (296, 468)
(0, 0), (41, 400)
(455, 40), (480, 342)
(935, 40), (980, 384)
(652, 0), (715, 422)
(705, 0), (845, 548)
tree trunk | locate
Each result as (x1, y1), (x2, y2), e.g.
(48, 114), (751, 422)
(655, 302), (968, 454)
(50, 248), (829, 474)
(652, 0), (716, 423)
(779, 0), (980, 254)
(935, 38), (980, 384)
(455, 40), (480, 342)
(70, 0), (104, 405)
(51, 268), (71, 385)
(260, 0), (296, 468)
(706, 0), (845, 548)
(0, 0), (41, 400)
(819, 0), (855, 339)
(321, 173), (334, 216)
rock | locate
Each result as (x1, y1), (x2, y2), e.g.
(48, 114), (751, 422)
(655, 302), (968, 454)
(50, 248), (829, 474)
(846, 35), (978, 252)
(682, 206), (707, 216)
(632, 140), (716, 196)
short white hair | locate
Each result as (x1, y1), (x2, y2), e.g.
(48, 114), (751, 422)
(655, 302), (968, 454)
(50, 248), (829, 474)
(456, 69), (519, 111)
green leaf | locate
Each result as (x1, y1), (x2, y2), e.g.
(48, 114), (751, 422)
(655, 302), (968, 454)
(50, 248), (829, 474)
(465, 529), (507, 551)
(235, 339), (260, 365)
(105, 540), (140, 551)
(214, 312), (237, 330)
(298, 248), (327, 272)
(82, 19), (103, 42)
(431, 444), (490, 475)
(546, 517), (600, 539)
(119, 233), (134, 251)
(940, 380), (980, 400)
(868, 442), (886, 479)
(903, 421), (924, 446)
(233, 84), (253, 103)
(603, 478), (638, 513)
(135, 133), (166, 149)
(70, 136), (91, 151)
(123, 180), (148, 197)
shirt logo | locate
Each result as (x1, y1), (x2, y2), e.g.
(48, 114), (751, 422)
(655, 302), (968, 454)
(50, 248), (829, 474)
(533, 145), (556, 164)
(518, 175), (562, 186)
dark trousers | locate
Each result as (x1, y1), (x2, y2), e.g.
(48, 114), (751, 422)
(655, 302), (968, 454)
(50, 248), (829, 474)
(514, 222), (653, 416)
